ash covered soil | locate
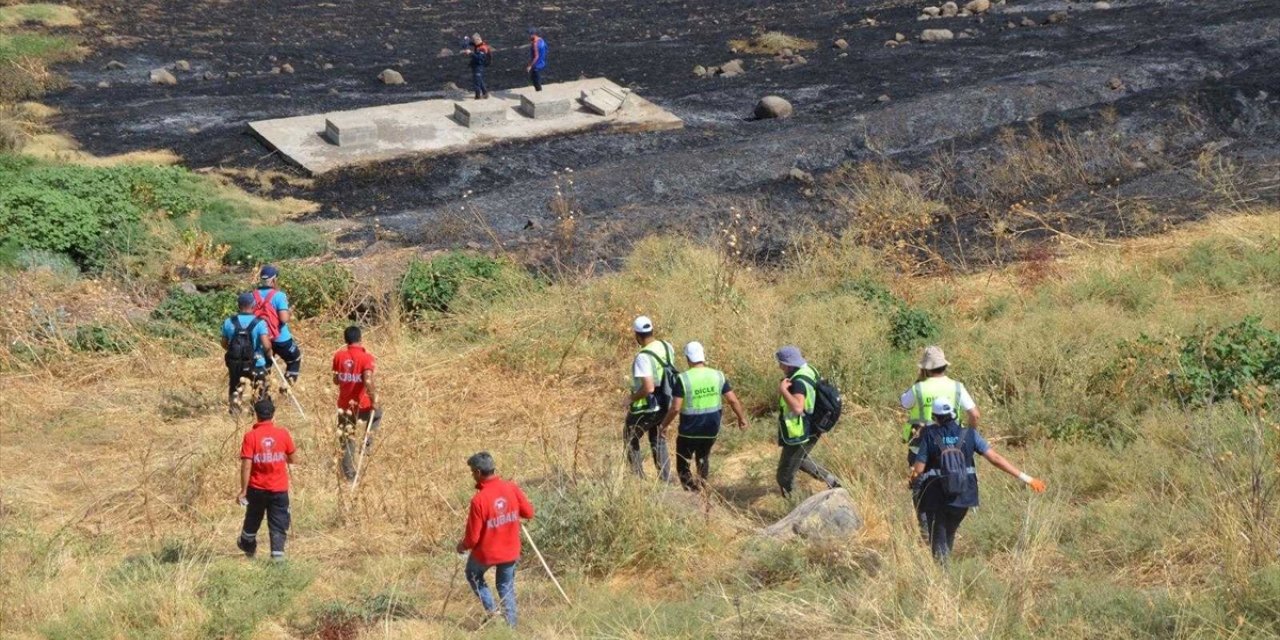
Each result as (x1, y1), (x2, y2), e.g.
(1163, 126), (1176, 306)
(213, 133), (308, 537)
(48, 0), (1280, 265)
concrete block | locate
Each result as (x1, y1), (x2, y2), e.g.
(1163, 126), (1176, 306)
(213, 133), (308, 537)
(580, 86), (630, 116)
(324, 114), (377, 147)
(520, 93), (572, 120)
(453, 101), (508, 128)
(375, 118), (436, 142)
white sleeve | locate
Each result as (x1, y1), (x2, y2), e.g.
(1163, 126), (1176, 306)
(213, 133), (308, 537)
(957, 384), (977, 411)
(632, 354), (653, 379)
(900, 387), (916, 410)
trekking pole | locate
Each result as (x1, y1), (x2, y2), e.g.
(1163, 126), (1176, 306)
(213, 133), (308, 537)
(349, 412), (377, 491)
(521, 524), (571, 605)
(272, 356), (306, 418)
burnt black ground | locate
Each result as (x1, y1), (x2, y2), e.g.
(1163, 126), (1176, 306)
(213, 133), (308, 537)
(47, 0), (1280, 265)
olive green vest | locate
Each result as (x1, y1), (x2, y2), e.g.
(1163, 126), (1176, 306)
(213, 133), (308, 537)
(903, 376), (964, 442)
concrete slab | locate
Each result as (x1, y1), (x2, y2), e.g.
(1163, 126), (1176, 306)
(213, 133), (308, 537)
(248, 78), (682, 175)
(581, 86), (630, 116)
(520, 93), (572, 120)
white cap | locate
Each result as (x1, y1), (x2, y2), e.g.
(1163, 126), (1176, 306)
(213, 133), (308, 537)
(931, 397), (955, 418)
(633, 316), (653, 333)
(684, 341), (705, 363)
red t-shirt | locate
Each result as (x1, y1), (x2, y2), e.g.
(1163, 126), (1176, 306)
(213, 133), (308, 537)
(332, 344), (376, 411)
(461, 476), (535, 566)
(240, 421), (295, 492)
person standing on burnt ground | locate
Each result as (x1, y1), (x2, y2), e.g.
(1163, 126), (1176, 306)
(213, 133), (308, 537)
(526, 27), (548, 91)
(463, 33), (493, 100)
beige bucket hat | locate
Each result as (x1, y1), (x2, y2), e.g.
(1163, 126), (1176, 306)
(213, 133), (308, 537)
(919, 345), (949, 370)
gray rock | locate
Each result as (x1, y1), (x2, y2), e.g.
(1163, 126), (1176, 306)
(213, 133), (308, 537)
(104, 60), (126, 71)
(754, 95), (793, 119)
(833, 38), (849, 49)
(659, 34), (675, 42)
(1094, 1), (1111, 8)
(149, 68), (178, 85)
(965, 0), (991, 14)
(922, 6), (942, 17)
(920, 28), (955, 43)
(941, 2), (959, 17)
(693, 64), (708, 77)
(1107, 76), (1124, 90)
(174, 60), (191, 72)
(438, 48), (453, 58)
(322, 63), (334, 70)
(896, 32), (907, 42)
(790, 55), (808, 65)
(877, 94), (892, 102)
(226, 71), (241, 79)
(202, 71), (216, 80)
(378, 69), (405, 85)
(96, 81), (110, 88)
(761, 489), (863, 542)
(719, 59), (745, 77)
(1021, 16), (1038, 27)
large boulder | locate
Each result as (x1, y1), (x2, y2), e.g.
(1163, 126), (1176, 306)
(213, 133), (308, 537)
(754, 95), (793, 119)
(378, 69), (404, 85)
(149, 68), (178, 85)
(762, 488), (863, 541)
(920, 28), (955, 43)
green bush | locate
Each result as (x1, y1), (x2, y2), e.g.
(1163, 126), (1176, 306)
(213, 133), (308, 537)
(70, 323), (135, 354)
(219, 226), (327, 266)
(1174, 317), (1280, 406)
(151, 288), (236, 333)
(399, 252), (508, 316)
(888, 306), (941, 351)
(741, 539), (808, 587)
(199, 561), (314, 640)
(276, 262), (354, 319)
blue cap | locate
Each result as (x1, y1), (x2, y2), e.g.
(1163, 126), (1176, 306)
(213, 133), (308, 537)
(527, 27), (538, 35)
(775, 345), (806, 368)
(259, 265), (278, 279)
(237, 292), (255, 308)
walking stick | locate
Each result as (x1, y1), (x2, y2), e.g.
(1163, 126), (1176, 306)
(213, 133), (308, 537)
(521, 525), (571, 605)
(272, 356), (306, 418)
(349, 411), (377, 490)
(440, 552), (466, 617)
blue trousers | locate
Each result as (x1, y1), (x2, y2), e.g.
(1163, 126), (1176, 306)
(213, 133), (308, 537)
(466, 556), (517, 627)
(472, 69), (487, 97)
(268, 338), (302, 380)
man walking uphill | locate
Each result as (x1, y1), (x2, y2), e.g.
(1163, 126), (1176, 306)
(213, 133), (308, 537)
(774, 346), (841, 497)
(254, 265), (303, 386)
(661, 341), (747, 491)
(457, 452), (535, 628)
(526, 27), (548, 91)
(464, 33), (492, 99)
(332, 325), (381, 481)
(236, 399), (296, 560)
(222, 292), (272, 414)
(624, 315), (676, 481)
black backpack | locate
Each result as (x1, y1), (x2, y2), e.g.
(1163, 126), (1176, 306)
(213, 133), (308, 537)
(935, 428), (976, 499)
(794, 370), (843, 433)
(225, 316), (262, 373)
(642, 342), (680, 412)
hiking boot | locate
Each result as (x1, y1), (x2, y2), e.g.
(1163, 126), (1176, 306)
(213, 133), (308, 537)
(237, 536), (257, 558)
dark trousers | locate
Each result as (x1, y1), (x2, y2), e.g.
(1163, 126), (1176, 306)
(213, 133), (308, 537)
(776, 436), (839, 497)
(675, 436), (715, 491)
(240, 488), (290, 558)
(923, 506), (968, 561)
(624, 411), (670, 481)
(529, 68), (543, 91)
(267, 338), (302, 381)
(472, 69), (488, 97)
(339, 408), (383, 480)
(227, 364), (267, 411)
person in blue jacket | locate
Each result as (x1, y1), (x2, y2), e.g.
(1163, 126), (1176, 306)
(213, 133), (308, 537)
(464, 33), (492, 99)
(526, 27), (548, 91)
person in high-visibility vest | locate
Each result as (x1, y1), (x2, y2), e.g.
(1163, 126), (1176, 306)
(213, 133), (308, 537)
(900, 345), (980, 537)
(775, 345), (841, 497)
(660, 341), (747, 491)
(624, 316), (675, 481)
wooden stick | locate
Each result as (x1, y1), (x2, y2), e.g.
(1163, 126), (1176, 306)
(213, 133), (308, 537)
(349, 411), (377, 490)
(439, 553), (465, 617)
(272, 357), (306, 418)
(522, 525), (570, 605)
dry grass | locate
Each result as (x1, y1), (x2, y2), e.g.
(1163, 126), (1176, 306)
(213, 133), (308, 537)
(729, 31), (817, 55)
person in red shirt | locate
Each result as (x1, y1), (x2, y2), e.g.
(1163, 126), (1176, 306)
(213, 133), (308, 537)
(332, 325), (381, 481)
(236, 399), (296, 560)
(456, 452), (535, 627)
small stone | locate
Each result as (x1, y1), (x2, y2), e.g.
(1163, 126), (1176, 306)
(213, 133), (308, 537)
(790, 55), (807, 65)
(719, 59), (745, 77)
(833, 38), (849, 49)
(959, 9), (971, 17)
(877, 94), (891, 102)
(104, 60), (126, 71)
(838, 52), (849, 57)
(659, 34), (675, 42)
(957, 31), (972, 39)
(202, 71), (216, 80)
(149, 68), (178, 85)
(270, 66), (281, 74)
(778, 48), (794, 58)
(922, 6), (942, 16)
(895, 32), (907, 42)
(1094, 1), (1111, 8)
(438, 48), (453, 58)
(1021, 16), (1038, 27)
(96, 81), (110, 88)
(174, 60), (191, 72)
(1107, 76), (1124, 91)
(789, 167), (814, 184)
(281, 63), (295, 74)
(885, 40), (899, 47)
(227, 71), (241, 79)
(322, 63), (334, 70)
(178, 281), (199, 295)
(941, 2), (959, 17)
(1007, 21), (1018, 28)
(754, 95), (793, 119)
(693, 64), (708, 77)
(378, 69), (405, 85)
(919, 28), (955, 43)
(1047, 11), (1068, 24)
(964, 0), (991, 13)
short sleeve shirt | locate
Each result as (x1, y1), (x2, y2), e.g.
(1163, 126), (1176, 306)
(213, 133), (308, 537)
(332, 344), (376, 411)
(222, 313), (269, 367)
(256, 287), (292, 342)
(241, 421), (295, 492)
(671, 371), (732, 438)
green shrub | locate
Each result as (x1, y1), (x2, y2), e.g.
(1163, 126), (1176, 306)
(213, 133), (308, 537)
(741, 539), (808, 587)
(151, 288), (236, 333)
(199, 561), (315, 639)
(70, 323), (135, 354)
(219, 225), (327, 265)
(276, 262), (354, 318)
(399, 252), (508, 316)
(888, 306), (941, 351)
(1174, 317), (1280, 406)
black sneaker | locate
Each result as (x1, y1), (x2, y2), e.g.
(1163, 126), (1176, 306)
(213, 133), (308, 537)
(236, 536), (257, 558)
